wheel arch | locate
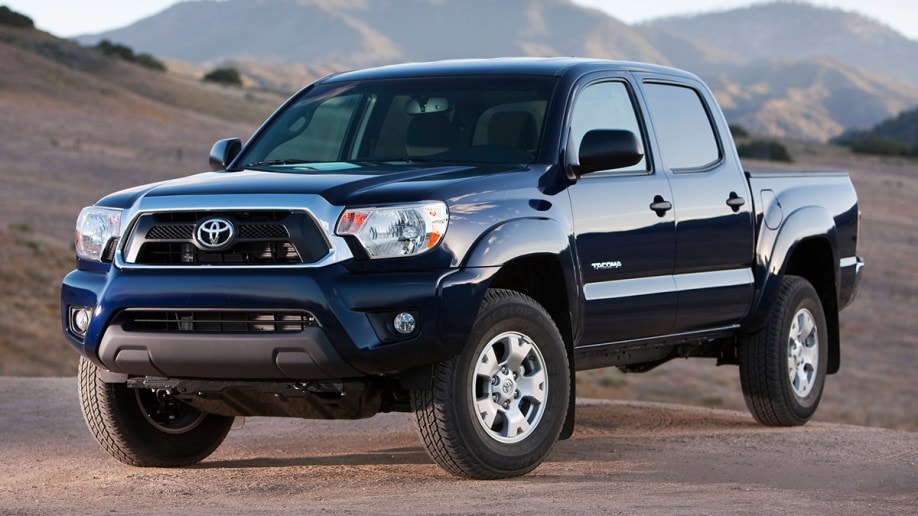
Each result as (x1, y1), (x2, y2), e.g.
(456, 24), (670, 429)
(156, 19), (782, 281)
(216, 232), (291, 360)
(463, 218), (579, 439)
(745, 206), (841, 374)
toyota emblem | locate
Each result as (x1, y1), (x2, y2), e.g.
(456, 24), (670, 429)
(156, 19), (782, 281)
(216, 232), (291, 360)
(195, 218), (235, 249)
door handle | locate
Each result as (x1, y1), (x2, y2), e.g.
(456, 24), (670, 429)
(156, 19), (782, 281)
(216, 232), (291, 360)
(726, 191), (746, 212)
(649, 195), (672, 217)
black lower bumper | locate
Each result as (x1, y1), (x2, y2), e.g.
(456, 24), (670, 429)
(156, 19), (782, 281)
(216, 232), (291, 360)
(99, 325), (361, 380)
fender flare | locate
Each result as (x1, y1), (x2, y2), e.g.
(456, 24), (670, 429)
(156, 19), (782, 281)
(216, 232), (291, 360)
(463, 217), (572, 268)
(745, 206), (839, 331)
(744, 206), (842, 374)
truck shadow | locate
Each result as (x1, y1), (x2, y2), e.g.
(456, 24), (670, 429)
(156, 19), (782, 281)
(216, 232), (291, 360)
(197, 446), (431, 469)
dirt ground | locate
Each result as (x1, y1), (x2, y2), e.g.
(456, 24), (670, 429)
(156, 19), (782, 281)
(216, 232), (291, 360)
(0, 377), (915, 514)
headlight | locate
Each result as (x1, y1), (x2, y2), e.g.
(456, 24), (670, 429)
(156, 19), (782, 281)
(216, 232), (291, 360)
(336, 202), (447, 259)
(75, 206), (122, 262)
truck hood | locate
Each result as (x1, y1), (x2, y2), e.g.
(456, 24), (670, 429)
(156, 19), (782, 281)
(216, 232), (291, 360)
(97, 162), (527, 209)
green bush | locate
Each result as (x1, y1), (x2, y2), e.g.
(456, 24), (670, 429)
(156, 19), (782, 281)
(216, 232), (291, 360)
(729, 124), (749, 139)
(96, 39), (165, 71)
(843, 135), (916, 157)
(203, 67), (242, 86)
(0, 6), (34, 28)
(132, 53), (166, 71)
(737, 140), (793, 162)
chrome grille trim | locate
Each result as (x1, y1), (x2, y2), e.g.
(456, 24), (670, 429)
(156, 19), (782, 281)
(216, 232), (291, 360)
(113, 196), (354, 270)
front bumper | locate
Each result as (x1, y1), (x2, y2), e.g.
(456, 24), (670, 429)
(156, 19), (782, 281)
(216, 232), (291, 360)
(61, 263), (496, 380)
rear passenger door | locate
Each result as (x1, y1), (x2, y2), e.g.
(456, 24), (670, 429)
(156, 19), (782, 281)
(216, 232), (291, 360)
(567, 76), (677, 345)
(636, 77), (755, 332)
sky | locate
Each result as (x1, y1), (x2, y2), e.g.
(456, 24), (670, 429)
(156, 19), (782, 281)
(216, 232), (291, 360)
(4, 0), (917, 41)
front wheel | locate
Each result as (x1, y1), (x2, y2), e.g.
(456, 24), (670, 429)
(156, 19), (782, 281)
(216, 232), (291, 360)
(739, 275), (828, 426)
(411, 289), (570, 479)
(78, 357), (233, 467)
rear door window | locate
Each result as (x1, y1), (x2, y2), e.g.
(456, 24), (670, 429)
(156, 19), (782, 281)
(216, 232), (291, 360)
(642, 83), (720, 170)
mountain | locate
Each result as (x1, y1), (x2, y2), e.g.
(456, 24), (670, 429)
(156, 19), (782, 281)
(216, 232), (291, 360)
(77, 0), (918, 142)
(648, 2), (918, 86)
(707, 58), (918, 142)
(80, 0), (677, 66)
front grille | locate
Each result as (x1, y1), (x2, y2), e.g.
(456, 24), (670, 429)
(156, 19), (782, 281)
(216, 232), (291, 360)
(137, 241), (300, 264)
(119, 309), (317, 333)
(122, 210), (330, 266)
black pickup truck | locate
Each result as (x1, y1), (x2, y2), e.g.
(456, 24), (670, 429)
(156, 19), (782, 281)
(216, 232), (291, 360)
(62, 58), (863, 479)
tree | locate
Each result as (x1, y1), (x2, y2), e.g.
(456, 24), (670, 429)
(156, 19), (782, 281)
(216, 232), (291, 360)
(95, 40), (165, 71)
(737, 140), (793, 162)
(0, 6), (34, 28)
(203, 67), (242, 87)
(729, 124), (749, 139)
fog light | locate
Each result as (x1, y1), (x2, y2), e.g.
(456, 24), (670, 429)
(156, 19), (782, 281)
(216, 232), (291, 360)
(70, 306), (92, 336)
(392, 312), (417, 335)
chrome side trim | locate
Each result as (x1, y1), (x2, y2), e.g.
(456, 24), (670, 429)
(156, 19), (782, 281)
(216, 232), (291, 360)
(583, 268), (752, 301)
(114, 194), (354, 270)
(583, 275), (675, 301)
(840, 256), (859, 268)
(674, 268), (754, 292)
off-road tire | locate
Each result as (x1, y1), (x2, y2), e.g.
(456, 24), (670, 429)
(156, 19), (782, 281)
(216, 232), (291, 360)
(78, 357), (233, 467)
(411, 289), (570, 479)
(740, 275), (828, 426)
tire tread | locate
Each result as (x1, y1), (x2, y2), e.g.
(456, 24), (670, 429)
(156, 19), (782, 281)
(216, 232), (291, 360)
(739, 275), (823, 427)
(78, 357), (231, 467)
(411, 289), (566, 479)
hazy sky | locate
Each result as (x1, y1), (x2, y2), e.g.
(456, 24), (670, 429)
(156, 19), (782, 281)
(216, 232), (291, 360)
(5, 0), (917, 41)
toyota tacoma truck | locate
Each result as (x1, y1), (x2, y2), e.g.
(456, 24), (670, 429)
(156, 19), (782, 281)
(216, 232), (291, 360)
(62, 58), (863, 479)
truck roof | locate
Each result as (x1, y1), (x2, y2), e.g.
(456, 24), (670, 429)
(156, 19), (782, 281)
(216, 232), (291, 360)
(324, 57), (697, 83)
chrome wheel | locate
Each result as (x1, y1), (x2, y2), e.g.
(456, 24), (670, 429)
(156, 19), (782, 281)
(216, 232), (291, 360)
(411, 289), (569, 478)
(740, 275), (828, 427)
(472, 331), (547, 443)
(787, 307), (819, 398)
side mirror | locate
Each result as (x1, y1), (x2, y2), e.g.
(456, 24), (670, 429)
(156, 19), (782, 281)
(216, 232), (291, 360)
(209, 138), (242, 171)
(575, 129), (643, 176)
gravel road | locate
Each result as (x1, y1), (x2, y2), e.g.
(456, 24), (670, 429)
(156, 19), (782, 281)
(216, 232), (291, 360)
(1, 377), (915, 514)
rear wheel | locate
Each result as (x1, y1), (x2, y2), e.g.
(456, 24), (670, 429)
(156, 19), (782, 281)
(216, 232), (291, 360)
(739, 275), (828, 426)
(411, 289), (569, 479)
(78, 357), (233, 466)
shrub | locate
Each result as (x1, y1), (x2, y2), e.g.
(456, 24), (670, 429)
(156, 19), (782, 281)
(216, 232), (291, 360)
(203, 67), (242, 86)
(132, 53), (166, 71)
(737, 140), (793, 162)
(843, 135), (915, 157)
(0, 6), (34, 28)
(95, 40), (166, 71)
(729, 124), (749, 139)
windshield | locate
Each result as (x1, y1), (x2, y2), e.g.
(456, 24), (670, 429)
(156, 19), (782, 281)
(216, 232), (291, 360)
(238, 76), (558, 168)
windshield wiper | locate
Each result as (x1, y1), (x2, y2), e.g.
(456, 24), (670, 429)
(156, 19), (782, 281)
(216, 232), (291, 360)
(369, 156), (452, 164)
(243, 159), (315, 168)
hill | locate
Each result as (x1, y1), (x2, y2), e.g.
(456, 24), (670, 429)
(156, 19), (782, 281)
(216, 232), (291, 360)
(0, 23), (283, 375)
(77, 0), (918, 141)
(835, 106), (918, 155)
